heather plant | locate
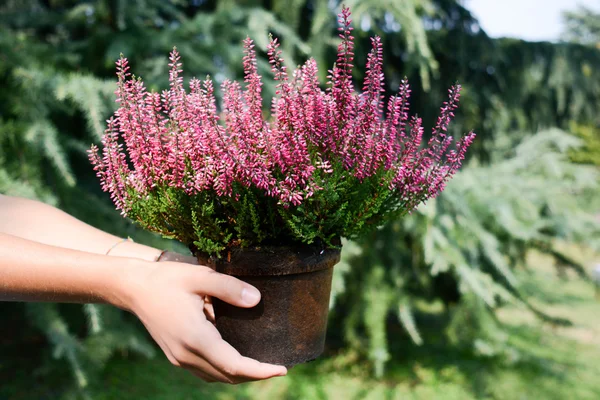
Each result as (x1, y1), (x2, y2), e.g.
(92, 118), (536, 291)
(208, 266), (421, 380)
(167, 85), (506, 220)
(89, 7), (475, 256)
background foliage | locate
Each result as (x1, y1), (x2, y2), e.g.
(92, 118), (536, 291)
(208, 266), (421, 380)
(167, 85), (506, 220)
(0, 0), (599, 398)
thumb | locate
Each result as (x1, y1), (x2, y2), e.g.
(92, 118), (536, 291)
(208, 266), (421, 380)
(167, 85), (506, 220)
(191, 268), (261, 308)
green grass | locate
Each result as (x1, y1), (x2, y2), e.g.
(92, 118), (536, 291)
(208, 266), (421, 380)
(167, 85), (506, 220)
(2, 251), (599, 400)
(87, 316), (600, 400)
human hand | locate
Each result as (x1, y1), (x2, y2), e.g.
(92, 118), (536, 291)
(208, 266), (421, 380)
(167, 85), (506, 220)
(157, 250), (215, 322)
(121, 261), (287, 383)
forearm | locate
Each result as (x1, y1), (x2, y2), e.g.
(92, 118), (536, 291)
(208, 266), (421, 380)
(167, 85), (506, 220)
(0, 232), (141, 308)
(0, 194), (161, 261)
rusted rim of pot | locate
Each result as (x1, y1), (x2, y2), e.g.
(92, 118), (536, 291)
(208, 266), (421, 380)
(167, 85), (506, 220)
(196, 245), (341, 277)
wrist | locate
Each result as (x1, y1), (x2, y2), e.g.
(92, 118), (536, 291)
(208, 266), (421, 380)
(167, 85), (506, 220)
(104, 257), (153, 312)
(107, 239), (163, 262)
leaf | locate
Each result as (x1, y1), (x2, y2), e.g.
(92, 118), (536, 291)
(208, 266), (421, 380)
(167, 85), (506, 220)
(397, 299), (423, 345)
(25, 120), (76, 186)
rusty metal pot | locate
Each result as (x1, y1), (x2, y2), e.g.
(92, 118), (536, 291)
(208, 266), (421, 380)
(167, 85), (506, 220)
(196, 245), (340, 367)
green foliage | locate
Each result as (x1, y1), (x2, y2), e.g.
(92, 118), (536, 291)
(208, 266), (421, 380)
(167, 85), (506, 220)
(125, 160), (412, 256)
(333, 130), (600, 374)
(376, 1), (600, 160)
(343, 0), (438, 89)
(562, 5), (600, 46)
(25, 303), (155, 391)
(568, 123), (600, 166)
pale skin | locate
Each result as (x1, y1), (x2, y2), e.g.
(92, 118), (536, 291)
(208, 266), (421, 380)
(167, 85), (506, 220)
(0, 194), (287, 384)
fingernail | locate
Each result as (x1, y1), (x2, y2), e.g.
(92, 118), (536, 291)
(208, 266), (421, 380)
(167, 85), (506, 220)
(241, 286), (260, 305)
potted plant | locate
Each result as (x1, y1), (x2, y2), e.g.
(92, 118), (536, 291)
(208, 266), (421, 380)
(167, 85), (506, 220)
(89, 7), (475, 367)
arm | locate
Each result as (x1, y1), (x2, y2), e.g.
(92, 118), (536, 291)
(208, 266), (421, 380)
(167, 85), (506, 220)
(0, 194), (163, 261)
(0, 232), (133, 304)
(0, 233), (286, 383)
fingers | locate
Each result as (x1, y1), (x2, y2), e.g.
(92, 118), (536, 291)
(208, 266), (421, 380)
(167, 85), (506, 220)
(203, 296), (215, 323)
(201, 330), (287, 382)
(177, 351), (230, 382)
(180, 321), (287, 384)
(180, 340), (284, 384)
(230, 355), (288, 383)
(190, 269), (261, 308)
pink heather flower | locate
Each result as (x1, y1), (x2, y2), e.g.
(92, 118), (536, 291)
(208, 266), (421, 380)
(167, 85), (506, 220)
(328, 5), (356, 158)
(89, 118), (132, 214)
(92, 6), (474, 214)
(352, 36), (385, 179)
